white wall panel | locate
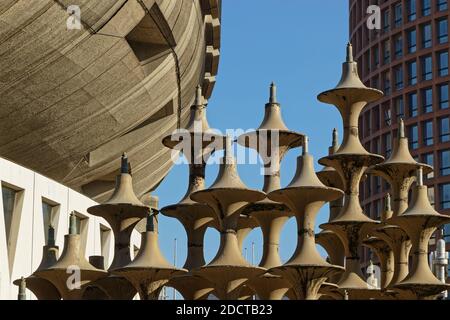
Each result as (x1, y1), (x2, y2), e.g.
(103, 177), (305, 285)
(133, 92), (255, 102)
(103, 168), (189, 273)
(0, 158), (141, 300)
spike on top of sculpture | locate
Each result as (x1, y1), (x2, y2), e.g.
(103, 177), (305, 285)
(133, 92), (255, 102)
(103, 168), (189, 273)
(269, 81), (277, 103)
(331, 128), (339, 154)
(120, 152), (129, 174)
(382, 193), (393, 222)
(18, 277), (26, 300)
(47, 224), (55, 246)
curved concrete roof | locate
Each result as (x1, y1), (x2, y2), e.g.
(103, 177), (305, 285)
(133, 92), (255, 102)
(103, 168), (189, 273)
(0, 0), (221, 201)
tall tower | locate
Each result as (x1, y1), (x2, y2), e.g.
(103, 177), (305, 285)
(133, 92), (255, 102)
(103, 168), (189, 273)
(349, 0), (449, 267)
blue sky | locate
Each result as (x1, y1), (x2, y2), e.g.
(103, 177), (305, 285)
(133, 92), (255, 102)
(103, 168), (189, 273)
(155, 0), (348, 270)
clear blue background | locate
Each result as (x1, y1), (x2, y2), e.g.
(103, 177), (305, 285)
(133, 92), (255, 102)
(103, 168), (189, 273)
(155, 0), (349, 284)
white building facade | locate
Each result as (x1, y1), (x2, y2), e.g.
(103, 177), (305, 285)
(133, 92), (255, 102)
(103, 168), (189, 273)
(0, 157), (141, 300)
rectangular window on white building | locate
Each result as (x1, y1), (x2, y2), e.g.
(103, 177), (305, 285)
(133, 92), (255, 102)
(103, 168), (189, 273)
(73, 212), (89, 254)
(2, 185), (17, 243)
(100, 224), (111, 264)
